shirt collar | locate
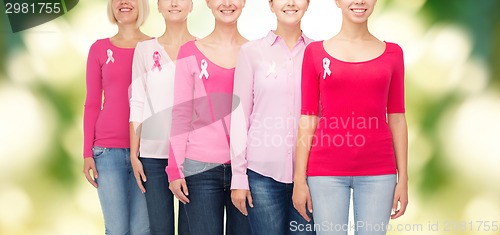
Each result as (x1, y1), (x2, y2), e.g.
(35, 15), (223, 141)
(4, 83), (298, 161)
(265, 30), (312, 47)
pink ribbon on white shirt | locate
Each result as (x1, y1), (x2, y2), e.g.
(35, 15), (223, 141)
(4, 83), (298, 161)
(199, 59), (209, 79)
(152, 51), (162, 71)
(106, 49), (115, 64)
(323, 57), (331, 79)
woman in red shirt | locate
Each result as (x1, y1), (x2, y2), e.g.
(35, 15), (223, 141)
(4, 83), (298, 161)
(293, 0), (408, 234)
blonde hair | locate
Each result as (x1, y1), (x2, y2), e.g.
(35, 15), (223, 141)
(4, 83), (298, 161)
(107, 0), (149, 28)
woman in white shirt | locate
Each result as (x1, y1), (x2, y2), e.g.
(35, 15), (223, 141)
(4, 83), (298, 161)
(129, 0), (195, 234)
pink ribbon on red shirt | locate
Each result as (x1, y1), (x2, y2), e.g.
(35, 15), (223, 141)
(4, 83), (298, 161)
(152, 51), (162, 71)
(106, 49), (115, 64)
(323, 57), (331, 79)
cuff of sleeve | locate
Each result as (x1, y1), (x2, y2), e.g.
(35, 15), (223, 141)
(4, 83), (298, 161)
(83, 149), (92, 158)
(166, 165), (185, 182)
(129, 117), (143, 123)
(230, 174), (249, 190)
(387, 108), (406, 114)
(301, 110), (318, 116)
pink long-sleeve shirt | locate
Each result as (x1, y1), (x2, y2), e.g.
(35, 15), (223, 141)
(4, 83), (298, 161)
(83, 38), (134, 158)
(230, 31), (313, 190)
(166, 41), (236, 182)
(301, 41), (405, 176)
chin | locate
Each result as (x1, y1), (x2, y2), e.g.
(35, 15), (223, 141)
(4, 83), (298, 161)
(167, 15), (187, 22)
(217, 16), (240, 24)
(281, 18), (301, 25)
(117, 19), (139, 25)
(347, 15), (369, 24)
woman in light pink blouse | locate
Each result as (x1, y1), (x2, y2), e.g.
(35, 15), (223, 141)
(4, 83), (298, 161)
(82, 0), (151, 234)
(230, 0), (316, 234)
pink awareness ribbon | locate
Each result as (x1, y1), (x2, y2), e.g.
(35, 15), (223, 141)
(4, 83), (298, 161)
(106, 49), (115, 64)
(152, 51), (162, 71)
(323, 57), (331, 79)
(199, 59), (209, 79)
(266, 60), (277, 78)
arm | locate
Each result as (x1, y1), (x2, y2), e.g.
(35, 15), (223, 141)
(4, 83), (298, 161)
(130, 123), (146, 193)
(389, 114), (408, 219)
(294, 116), (318, 183)
(387, 45), (408, 219)
(292, 44), (320, 222)
(293, 115), (317, 222)
(167, 48), (196, 204)
(82, 42), (102, 188)
(129, 44), (147, 193)
(230, 46), (255, 215)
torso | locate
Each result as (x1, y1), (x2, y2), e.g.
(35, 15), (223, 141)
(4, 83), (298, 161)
(301, 40), (405, 176)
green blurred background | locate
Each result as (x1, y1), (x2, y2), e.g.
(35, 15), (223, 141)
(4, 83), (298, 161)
(0, 0), (499, 234)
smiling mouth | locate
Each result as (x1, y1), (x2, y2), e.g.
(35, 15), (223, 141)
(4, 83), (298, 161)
(119, 7), (132, 12)
(169, 10), (181, 13)
(351, 9), (367, 13)
(220, 10), (235, 14)
(283, 10), (299, 14)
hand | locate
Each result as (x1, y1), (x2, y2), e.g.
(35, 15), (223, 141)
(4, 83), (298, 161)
(391, 181), (408, 219)
(231, 189), (253, 216)
(131, 157), (147, 193)
(83, 157), (98, 188)
(292, 181), (313, 222)
(169, 179), (190, 204)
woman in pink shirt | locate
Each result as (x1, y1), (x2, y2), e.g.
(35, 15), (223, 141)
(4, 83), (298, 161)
(166, 0), (251, 234)
(83, 0), (151, 234)
(129, 0), (195, 234)
(293, 0), (408, 234)
(230, 0), (315, 234)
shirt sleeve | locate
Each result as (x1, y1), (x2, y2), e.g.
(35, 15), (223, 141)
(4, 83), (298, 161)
(301, 43), (320, 116)
(387, 44), (405, 113)
(83, 41), (102, 158)
(166, 46), (195, 182)
(230, 45), (254, 190)
(129, 43), (147, 123)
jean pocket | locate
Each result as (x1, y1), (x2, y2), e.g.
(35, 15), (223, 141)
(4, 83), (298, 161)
(92, 146), (107, 158)
(182, 158), (208, 175)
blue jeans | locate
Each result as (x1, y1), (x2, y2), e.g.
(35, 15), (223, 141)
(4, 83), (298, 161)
(140, 158), (190, 235)
(182, 158), (251, 235)
(247, 169), (316, 235)
(93, 147), (150, 235)
(307, 175), (397, 235)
